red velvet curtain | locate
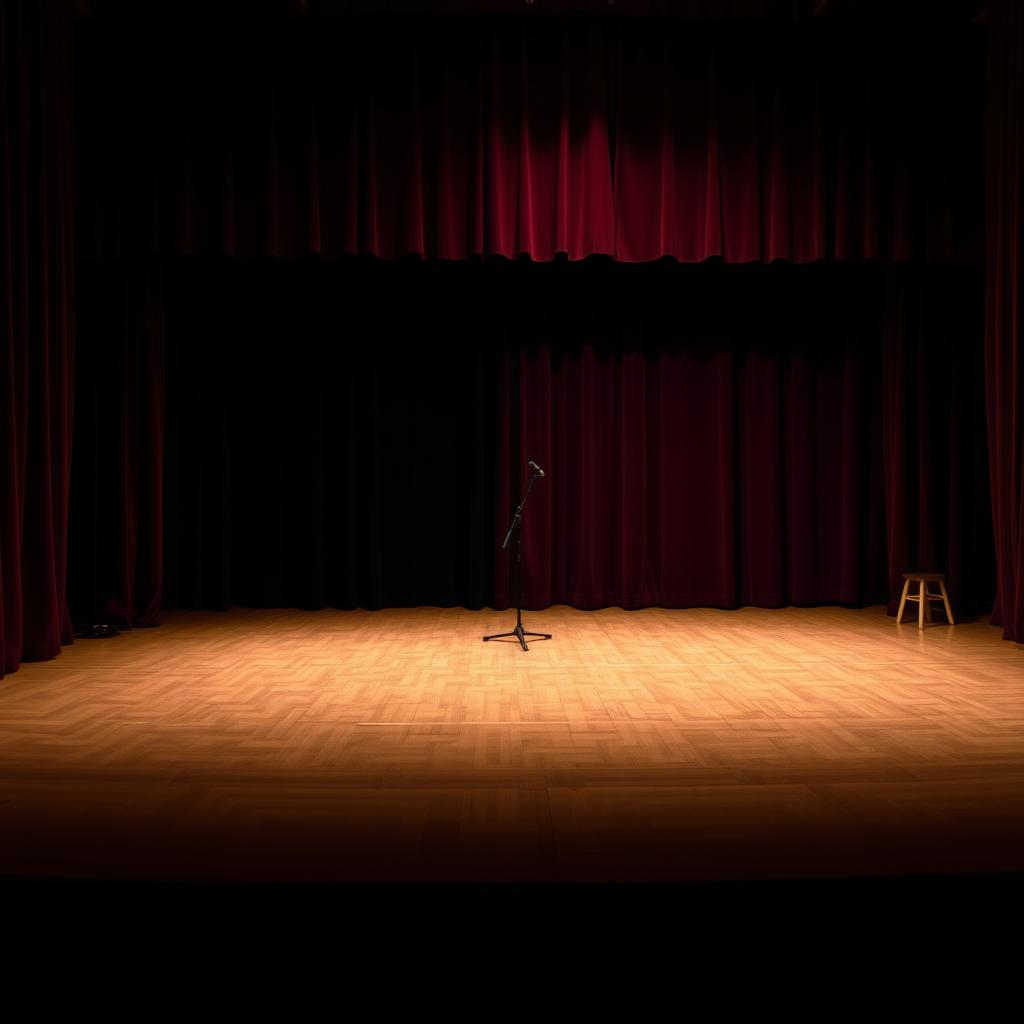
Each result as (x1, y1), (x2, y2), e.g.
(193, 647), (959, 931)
(495, 264), (992, 614)
(67, 261), (164, 632)
(77, 15), (981, 264)
(64, 11), (998, 641)
(503, 269), (885, 609)
(882, 268), (994, 622)
(0, 0), (76, 677)
(986, 0), (1024, 643)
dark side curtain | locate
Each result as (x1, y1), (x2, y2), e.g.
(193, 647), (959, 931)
(77, 15), (981, 264)
(882, 268), (994, 622)
(66, 261), (164, 631)
(0, 0), (76, 677)
(985, 0), (1024, 643)
(158, 259), (498, 612)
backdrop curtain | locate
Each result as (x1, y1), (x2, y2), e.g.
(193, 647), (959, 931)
(66, 259), (992, 619)
(77, 15), (981, 264)
(985, 0), (1024, 643)
(0, 0), (76, 677)
(496, 262), (992, 613)
(65, 10), (997, 637)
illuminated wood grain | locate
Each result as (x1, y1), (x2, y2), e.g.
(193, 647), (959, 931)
(1, 605), (1022, 882)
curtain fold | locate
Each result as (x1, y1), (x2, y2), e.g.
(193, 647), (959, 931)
(1, 0), (76, 677)
(67, 261), (164, 631)
(983, 0), (1024, 638)
(882, 268), (994, 622)
(985, 0), (1024, 643)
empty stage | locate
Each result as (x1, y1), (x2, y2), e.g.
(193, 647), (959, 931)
(1, 605), (1022, 885)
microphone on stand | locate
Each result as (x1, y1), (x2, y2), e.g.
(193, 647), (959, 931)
(483, 457), (552, 651)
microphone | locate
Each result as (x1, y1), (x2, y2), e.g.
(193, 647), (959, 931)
(528, 460), (545, 478)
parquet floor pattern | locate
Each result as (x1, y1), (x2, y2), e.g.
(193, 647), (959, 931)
(2, 605), (1023, 882)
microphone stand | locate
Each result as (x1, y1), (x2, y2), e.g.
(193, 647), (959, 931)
(483, 463), (552, 652)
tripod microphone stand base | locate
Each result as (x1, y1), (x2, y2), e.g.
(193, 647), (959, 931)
(483, 622), (552, 652)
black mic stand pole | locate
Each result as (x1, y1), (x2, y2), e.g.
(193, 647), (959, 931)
(483, 464), (552, 652)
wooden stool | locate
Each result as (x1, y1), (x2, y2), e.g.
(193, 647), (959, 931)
(896, 572), (954, 629)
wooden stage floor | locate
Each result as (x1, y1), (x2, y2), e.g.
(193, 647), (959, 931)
(2, 605), (1023, 886)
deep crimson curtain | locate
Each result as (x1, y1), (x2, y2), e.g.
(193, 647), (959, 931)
(66, 261), (164, 631)
(0, 0), (76, 677)
(77, 15), (981, 264)
(986, 0), (1024, 643)
(882, 268), (994, 621)
(495, 263), (992, 614)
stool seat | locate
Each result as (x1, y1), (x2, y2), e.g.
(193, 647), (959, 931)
(897, 572), (954, 629)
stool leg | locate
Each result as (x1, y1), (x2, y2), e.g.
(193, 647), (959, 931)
(918, 580), (926, 629)
(896, 579), (911, 623)
(939, 581), (955, 625)
(925, 583), (933, 624)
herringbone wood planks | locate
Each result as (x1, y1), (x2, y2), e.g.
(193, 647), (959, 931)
(1, 605), (1023, 882)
